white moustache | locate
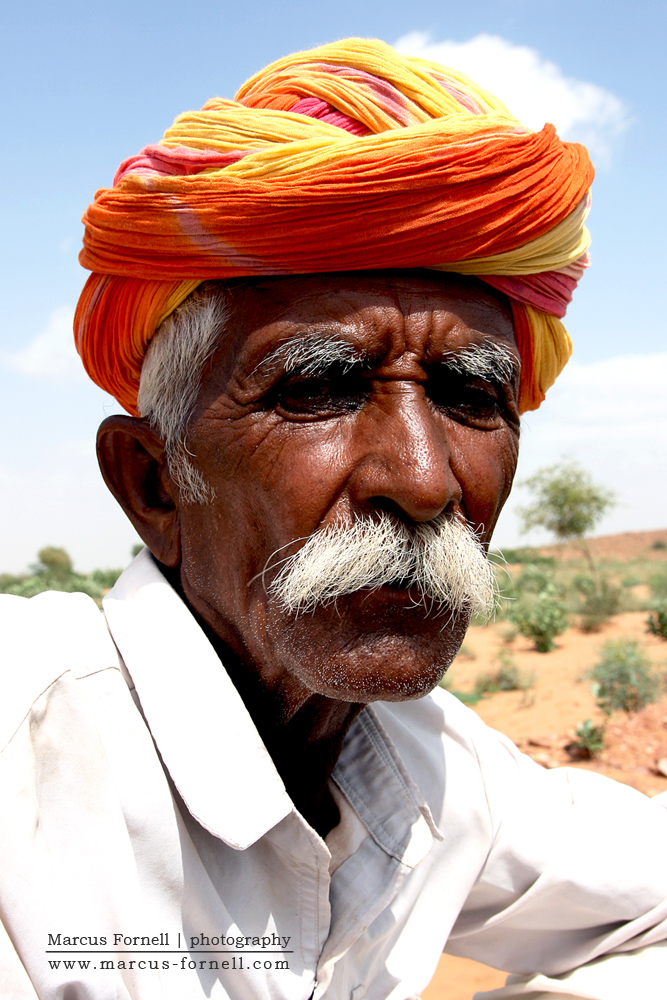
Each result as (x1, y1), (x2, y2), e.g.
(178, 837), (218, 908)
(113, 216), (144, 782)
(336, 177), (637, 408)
(263, 513), (497, 618)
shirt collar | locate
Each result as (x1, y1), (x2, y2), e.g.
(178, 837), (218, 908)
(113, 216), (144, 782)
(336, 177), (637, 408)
(103, 550), (441, 866)
(333, 708), (443, 870)
(103, 549), (293, 851)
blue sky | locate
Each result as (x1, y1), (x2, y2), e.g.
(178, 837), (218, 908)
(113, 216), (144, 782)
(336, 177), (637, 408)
(1, 0), (665, 571)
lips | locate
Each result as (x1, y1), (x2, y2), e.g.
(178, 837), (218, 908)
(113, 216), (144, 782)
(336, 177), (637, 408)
(352, 581), (439, 612)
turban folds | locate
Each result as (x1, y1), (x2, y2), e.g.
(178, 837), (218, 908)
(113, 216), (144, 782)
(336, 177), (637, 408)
(75, 38), (593, 414)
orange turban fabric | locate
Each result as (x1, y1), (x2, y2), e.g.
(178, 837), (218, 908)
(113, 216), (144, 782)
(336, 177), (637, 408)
(74, 38), (593, 415)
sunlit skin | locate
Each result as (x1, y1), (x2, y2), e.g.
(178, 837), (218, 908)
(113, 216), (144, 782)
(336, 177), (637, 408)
(98, 271), (521, 835)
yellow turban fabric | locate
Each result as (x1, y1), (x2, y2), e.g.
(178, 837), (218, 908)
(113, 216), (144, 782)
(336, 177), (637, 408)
(74, 38), (593, 415)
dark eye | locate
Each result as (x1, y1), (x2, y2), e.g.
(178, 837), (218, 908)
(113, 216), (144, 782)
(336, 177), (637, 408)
(274, 371), (368, 418)
(427, 371), (504, 427)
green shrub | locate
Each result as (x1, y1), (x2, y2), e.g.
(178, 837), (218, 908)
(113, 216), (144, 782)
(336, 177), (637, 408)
(0, 546), (119, 604)
(577, 578), (622, 633)
(586, 639), (661, 714)
(474, 650), (535, 697)
(647, 605), (667, 641)
(511, 585), (569, 653)
(90, 568), (124, 590)
(516, 563), (554, 595)
(649, 568), (667, 601)
(651, 539), (667, 551)
(571, 719), (606, 758)
(491, 559), (559, 622)
(493, 576), (518, 621)
(573, 573), (595, 596)
(35, 546), (73, 577)
(0, 573), (24, 594)
(2, 576), (53, 598)
(3, 573), (105, 600)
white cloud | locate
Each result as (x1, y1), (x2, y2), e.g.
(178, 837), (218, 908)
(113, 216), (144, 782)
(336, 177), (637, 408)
(395, 32), (629, 164)
(494, 351), (667, 546)
(1, 305), (84, 382)
(528, 352), (667, 431)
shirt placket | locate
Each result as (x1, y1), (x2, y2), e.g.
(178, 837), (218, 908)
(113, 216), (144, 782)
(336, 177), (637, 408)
(311, 709), (439, 999)
(264, 811), (334, 1000)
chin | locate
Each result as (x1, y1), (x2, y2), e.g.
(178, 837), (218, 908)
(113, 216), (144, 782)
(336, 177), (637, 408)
(283, 619), (469, 704)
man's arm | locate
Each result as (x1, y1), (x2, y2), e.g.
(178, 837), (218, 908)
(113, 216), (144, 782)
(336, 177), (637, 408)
(440, 700), (667, 990)
(475, 940), (667, 999)
(476, 791), (667, 999)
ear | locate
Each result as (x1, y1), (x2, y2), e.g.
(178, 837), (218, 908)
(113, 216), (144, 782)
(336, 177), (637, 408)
(97, 415), (181, 568)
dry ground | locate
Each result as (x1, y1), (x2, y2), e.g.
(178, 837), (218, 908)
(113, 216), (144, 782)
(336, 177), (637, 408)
(421, 529), (667, 1000)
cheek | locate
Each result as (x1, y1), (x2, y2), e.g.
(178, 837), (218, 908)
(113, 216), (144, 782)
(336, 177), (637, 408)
(190, 418), (354, 570)
(177, 421), (358, 656)
(450, 426), (519, 535)
(209, 421), (353, 535)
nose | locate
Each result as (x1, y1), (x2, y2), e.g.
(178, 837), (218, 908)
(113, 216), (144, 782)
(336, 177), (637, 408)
(347, 383), (462, 524)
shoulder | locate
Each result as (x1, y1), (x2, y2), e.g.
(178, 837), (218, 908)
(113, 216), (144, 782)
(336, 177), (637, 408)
(0, 591), (119, 751)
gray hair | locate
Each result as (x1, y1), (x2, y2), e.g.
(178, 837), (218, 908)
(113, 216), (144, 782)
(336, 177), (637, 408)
(137, 283), (231, 503)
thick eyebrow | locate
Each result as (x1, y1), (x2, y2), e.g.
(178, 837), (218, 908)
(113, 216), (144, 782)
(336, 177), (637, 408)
(439, 341), (520, 385)
(254, 331), (519, 384)
(255, 331), (363, 378)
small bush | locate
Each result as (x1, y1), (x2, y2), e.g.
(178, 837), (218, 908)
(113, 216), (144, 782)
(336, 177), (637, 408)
(0, 573), (24, 594)
(571, 719), (606, 758)
(474, 650), (535, 697)
(2, 573), (105, 600)
(651, 539), (667, 551)
(516, 563), (554, 595)
(647, 605), (667, 641)
(511, 585), (569, 653)
(649, 568), (667, 601)
(494, 579), (517, 621)
(573, 573), (595, 597)
(35, 546), (73, 576)
(586, 639), (661, 714)
(577, 578), (622, 633)
(0, 546), (120, 606)
(90, 568), (123, 590)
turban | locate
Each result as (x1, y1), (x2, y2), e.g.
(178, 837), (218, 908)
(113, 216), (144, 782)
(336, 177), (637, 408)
(74, 38), (593, 415)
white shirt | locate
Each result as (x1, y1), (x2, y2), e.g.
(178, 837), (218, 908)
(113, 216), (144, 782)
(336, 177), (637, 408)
(1, 549), (666, 1000)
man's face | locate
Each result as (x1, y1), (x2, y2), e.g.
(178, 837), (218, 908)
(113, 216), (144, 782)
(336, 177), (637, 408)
(175, 272), (520, 707)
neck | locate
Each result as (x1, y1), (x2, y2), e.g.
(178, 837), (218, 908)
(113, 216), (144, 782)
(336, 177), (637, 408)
(164, 563), (362, 837)
(212, 633), (363, 838)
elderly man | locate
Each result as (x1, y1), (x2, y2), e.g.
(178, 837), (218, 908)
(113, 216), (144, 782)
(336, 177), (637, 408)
(2, 38), (666, 1000)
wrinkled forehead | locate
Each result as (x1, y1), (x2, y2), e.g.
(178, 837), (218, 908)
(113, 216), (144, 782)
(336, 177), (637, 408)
(220, 270), (517, 371)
